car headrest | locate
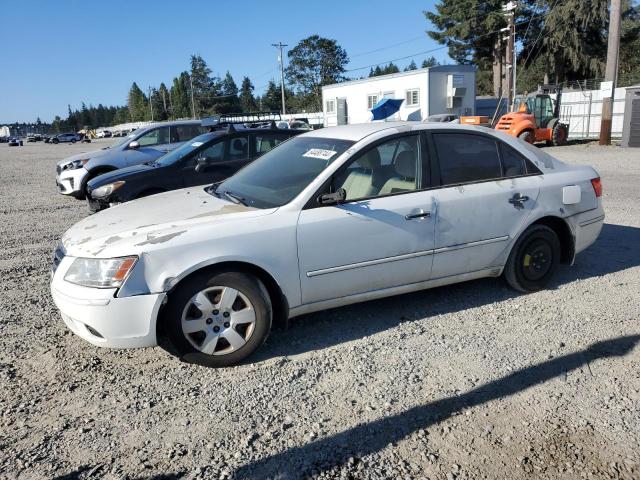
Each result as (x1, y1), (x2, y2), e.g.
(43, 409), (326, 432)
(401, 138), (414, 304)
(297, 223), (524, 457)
(232, 138), (246, 151)
(395, 151), (416, 179)
(358, 148), (381, 169)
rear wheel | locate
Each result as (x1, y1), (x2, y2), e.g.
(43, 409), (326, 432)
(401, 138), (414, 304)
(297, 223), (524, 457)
(552, 123), (568, 146)
(160, 271), (272, 367)
(504, 225), (561, 292)
(518, 130), (534, 144)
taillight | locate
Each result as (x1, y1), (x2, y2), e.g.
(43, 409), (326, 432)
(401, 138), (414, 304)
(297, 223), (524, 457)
(591, 178), (602, 197)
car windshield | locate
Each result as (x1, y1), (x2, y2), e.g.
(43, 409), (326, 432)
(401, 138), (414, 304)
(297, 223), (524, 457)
(213, 136), (354, 209)
(151, 133), (217, 166)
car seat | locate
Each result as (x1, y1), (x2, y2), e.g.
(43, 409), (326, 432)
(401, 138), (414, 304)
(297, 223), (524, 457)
(379, 151), (417, 194)
(340, 149), (381, 200)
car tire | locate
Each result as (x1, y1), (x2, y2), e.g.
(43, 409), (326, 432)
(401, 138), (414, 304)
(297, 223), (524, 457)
(552, 123), (568, 146)
(159, 271), (272, 368)
(504, 225), (561, 293)
(518, 130), (534, 144)
(52, 138), (59, 144)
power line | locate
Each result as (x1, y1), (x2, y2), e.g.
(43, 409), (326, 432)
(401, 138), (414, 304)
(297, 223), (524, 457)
(345, 18), (537, 75)
(521, 0), (561, 68)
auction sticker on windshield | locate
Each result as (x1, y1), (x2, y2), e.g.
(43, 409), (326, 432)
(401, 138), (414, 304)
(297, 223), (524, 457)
(191, 141), (204, 147)
(303, 149), (337, 160)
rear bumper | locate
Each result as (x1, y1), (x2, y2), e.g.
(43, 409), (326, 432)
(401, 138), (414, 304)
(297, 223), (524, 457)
(572, 208), (605, 255)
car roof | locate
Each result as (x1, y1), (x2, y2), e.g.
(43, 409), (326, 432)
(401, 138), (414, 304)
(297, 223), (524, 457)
(300, 122), (491, 142)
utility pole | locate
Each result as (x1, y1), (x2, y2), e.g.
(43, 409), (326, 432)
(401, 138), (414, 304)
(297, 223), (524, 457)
(599, 0), (622, 145)
(189, 74), (197, 119)
(168, 90), (173, 119)
(148, 86), (154, 121)
(502, 1), (517, 111)
(272, 42), (288, 115)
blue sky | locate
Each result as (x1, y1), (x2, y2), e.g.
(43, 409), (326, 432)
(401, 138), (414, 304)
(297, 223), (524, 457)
(0, 0), (449, 123)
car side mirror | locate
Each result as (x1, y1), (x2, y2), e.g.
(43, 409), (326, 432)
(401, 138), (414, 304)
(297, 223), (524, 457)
(318, 188), (346, 206)
(128, 141), (140, 150)
(195, 156), (212, 173)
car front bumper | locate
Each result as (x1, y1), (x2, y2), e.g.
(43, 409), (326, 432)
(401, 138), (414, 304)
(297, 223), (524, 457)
(51, 257), (164, 348)
(56, 167), (88, 196)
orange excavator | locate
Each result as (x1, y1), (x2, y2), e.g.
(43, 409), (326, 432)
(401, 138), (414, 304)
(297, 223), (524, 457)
(494, 85), (569, 146)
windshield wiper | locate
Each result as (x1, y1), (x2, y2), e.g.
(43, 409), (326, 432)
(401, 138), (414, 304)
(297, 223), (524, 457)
(222, 190), (248, 206)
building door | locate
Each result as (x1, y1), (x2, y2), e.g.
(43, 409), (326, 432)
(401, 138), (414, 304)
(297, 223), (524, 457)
(337, 98), (348, 125)
(383, 91), (398, 120)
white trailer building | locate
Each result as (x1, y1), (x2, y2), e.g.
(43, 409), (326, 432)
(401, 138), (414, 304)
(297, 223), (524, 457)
(322, 65), (476, 127)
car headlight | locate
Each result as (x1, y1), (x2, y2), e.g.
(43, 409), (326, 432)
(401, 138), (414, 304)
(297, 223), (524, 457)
(63, 159), (90, 171)
(64, 256), (137, 288)
(91, 181), (125, 199)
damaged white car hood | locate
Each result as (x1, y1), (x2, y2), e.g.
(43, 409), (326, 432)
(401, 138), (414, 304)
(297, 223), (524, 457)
(62, 186), (274, 257)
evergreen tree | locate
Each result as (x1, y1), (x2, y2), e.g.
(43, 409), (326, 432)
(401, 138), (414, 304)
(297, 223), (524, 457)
(261, 80), (282, 111)
(157, 83), (170, 120)
(170, 72), (192, 118)
(422, 56), (439, 68)
(405, 60), (418, 71)
(190, 54), (220, 116)
(286, 35), (349, 110)
(214, 71), (241, 114)
(128, 82), (148, 121)
(239, 76), (258, 112)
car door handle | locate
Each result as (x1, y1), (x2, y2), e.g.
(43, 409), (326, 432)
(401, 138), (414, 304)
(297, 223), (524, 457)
(508, 193), (529, 208)
(405, 210), (431, 220)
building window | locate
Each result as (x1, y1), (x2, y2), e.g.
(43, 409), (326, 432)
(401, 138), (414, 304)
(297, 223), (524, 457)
(367, 94), (379, 109)
(405, 89), (420, 107)
(326, 99), (335, 113)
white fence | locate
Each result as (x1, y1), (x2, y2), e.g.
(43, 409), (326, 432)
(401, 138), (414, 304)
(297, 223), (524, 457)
(561, 87), (628, 139)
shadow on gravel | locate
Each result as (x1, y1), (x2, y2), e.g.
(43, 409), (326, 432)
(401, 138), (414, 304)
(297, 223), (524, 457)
(554, 223), (640, 283)
(235, 335), (640, 479)
(253, 223), (639, 362)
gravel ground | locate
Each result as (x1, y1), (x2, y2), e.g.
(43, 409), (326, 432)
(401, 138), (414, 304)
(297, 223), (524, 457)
(0, 138), (639, 480)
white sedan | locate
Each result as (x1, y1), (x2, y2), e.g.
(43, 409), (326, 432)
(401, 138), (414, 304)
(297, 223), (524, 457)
(51, 122), (604, 367)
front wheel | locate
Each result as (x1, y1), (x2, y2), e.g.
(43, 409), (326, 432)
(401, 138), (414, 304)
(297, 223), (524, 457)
(52, 138), (59, 144)
(160, 271), (272, 367)
(504, 225), (561, 292)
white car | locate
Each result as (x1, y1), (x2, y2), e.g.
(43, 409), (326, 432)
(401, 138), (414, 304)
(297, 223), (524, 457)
(51, 122), (605, 367)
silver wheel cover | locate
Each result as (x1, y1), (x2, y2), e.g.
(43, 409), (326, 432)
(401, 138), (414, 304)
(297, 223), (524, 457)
(181, 286), (256, 356)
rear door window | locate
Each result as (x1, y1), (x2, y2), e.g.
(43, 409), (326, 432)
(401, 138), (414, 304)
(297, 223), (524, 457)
(171, 124), (205, 143)
(253, 132), (291, 157)
(499, 143), (526, 177)
(228, 135), (250, 160)
(433, 133), (502, 185)
(137, 127), (170, 147)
